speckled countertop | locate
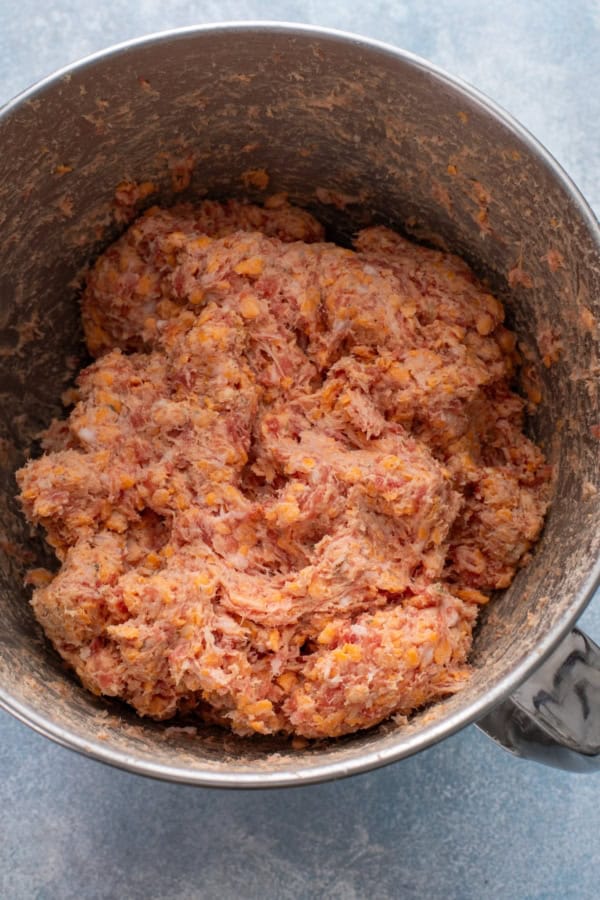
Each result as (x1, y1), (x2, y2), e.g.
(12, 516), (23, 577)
(1, 3), (599, 899)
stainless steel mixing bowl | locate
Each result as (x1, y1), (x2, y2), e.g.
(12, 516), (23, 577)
(1, 23), (600, 786)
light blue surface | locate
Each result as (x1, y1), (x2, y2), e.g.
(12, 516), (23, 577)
(1, 3), (599, 898)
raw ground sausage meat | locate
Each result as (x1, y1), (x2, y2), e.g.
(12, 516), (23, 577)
(17, 198), (551, 738)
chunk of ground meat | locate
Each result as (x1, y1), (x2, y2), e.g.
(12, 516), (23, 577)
(17, 198), (551, 738)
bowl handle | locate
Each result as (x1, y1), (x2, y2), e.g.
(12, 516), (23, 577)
(477, 628), (600, 772)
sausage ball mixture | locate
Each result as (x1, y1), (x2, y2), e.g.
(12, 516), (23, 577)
(17, 197), (551, 738)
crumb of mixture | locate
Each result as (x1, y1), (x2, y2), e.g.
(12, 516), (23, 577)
(56, 196), (74, 218)
(314, 186), (366, 209)
(508, 265), (534, 289)
(537, 325), (563, 368)
(157, 152), (195, 194)
(580, 306), (598, 333)
(113, 180), (159, 224)
(17, 197), (551, 739)
(241, 168), (269, 190)
(543, 248), (565, 272)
